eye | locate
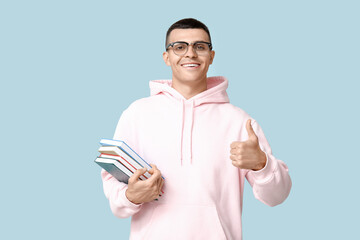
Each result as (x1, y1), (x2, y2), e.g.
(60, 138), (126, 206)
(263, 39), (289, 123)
(174, 43), (186, 51)
(195, 43), (206, 51)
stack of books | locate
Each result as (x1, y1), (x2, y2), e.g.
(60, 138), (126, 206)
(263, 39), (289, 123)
(95, 139), (153, 184)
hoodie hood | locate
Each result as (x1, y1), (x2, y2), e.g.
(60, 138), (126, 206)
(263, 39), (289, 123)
(149, 76), (230, 165)
(150, 76), (230, 105)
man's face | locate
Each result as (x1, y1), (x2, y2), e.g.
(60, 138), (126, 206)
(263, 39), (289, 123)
(163, 28), (215, 85)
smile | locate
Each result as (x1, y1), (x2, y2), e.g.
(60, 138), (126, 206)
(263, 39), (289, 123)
(181, 63), (200, 68)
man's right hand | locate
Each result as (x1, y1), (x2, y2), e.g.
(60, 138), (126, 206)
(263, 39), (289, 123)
(125, 164), (164, 205)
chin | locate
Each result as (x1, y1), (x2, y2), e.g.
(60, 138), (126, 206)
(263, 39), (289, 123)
(180, 73), (207, 81)
(179, 77), (206, 83)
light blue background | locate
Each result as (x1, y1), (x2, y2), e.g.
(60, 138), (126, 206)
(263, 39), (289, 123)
(1, 0), (359, 239)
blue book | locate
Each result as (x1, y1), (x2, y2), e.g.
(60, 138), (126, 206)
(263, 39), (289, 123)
(95, 157), (132, 184)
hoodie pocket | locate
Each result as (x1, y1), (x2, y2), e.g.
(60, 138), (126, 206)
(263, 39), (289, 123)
(142, 204), (226, 240)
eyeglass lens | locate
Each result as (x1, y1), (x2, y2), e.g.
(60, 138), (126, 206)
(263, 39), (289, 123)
(172, 42), (210, 55)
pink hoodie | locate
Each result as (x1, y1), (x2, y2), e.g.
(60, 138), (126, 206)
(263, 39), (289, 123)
(101, 76), (291, 240)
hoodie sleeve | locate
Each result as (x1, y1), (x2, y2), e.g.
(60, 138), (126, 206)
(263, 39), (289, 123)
(245, 120), (292, 207)
(101, 107), (143, 218)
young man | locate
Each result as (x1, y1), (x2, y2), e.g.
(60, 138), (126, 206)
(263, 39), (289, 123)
(101, 18), (292, 239)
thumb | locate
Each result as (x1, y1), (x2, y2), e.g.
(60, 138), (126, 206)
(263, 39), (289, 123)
(130, 168), (147, 182)
(246, 119), (257, 140)
(147, 164), (158, 175)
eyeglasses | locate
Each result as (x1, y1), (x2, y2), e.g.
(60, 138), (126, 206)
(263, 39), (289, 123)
(166, 41), (212, 56)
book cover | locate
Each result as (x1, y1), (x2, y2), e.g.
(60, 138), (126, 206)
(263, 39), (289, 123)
(95, 157), (132, 184)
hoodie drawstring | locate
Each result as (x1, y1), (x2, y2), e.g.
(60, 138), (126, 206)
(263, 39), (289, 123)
(189, 100), (194, 164)
(180, 99), (185, 165)
(179, 99), (195, 165)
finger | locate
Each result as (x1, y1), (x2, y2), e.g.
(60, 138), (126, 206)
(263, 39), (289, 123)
(148, 164), (162, 186)
(150, 164), (158, 170)
(230, 154), (237, 161)
(148, 168), (161, 182)
(246, 119), (257, 140)
(230, 141), (240, 149)
(158, 179), (165, 195)
(158, 178), (164, 193)
(230, 147), (243, 155)
(147, 168), (154, 175)
(231, 160), (241, 168)
(160, 178), (164, 191)
(148, 164), (159, 174)
(129, 168), (147, 182)
(147, 164), (158, 175)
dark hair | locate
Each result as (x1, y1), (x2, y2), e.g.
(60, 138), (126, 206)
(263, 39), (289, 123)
(165, 18), (212, 49)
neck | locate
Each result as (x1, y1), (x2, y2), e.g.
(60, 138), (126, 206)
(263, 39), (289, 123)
(171, 76), (208, 99)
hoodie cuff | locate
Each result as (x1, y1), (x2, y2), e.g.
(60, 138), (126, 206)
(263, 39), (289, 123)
(249, 152), (277, 184)
(122, 187), (143, 210)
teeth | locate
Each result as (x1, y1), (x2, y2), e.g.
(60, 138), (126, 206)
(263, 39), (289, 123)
(183, 64), (199, 67)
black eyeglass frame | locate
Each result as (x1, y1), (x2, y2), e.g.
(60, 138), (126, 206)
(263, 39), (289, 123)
(166, 41), (213, 52)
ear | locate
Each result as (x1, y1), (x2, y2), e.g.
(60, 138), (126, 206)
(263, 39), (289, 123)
(209, 50), (215, 65)
(163, 51), (171, 66)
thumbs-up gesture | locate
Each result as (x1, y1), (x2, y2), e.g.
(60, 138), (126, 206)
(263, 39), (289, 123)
(230, 119), (267, 171)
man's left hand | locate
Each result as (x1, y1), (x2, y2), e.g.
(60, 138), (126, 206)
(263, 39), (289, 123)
(230, 119), (267, 171)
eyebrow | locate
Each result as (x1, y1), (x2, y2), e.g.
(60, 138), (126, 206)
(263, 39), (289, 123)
(172, 40), (209, 42)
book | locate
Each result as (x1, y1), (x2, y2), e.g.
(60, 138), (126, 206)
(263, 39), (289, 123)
(99, 152), (148, 181)
(100, 139), (152, 170)
(98, 145), (152, 179)
(95, 157), (133, 184)
(95, 139), (164, 195)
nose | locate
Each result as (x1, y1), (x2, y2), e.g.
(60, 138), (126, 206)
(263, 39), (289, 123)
(185, 44), (198, 58)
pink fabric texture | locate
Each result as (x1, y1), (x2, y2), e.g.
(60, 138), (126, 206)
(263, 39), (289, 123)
(101, 76), (292, 239)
